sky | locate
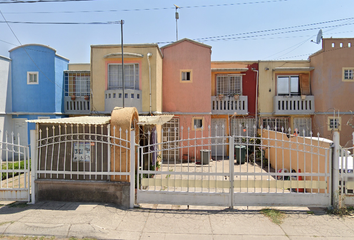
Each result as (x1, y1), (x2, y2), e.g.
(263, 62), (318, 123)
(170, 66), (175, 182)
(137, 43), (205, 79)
(0, 0), (353, 63)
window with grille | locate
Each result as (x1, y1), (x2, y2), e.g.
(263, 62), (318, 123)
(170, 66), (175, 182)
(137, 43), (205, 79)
(231, 118), (256, 137)
(216, 74), (242, 96)
(64, 72), (90, 96)
(108, 63), (139, 90)
(343, 68), (354, 81)
(262, 117), (289, 132)
(193, 118), (203, 130)
(294, 118), (312, 136)
(277, 75), (300, 96)
(27, 72), (38, 84)
(328, 117), (341, 130)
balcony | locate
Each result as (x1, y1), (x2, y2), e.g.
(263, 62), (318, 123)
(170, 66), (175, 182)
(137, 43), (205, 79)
(64, 96), (90, 115)
(105, 89), (142, 113)
(211, 95), (248, 115)
(274, 95), (315, 115)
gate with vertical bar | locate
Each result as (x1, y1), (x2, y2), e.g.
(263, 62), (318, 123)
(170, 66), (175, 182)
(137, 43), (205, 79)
(0, 131), (31, 201)
(137, 125), (332, 207)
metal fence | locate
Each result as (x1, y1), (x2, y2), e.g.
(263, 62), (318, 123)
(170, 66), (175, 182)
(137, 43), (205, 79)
(0, 131), (30, 201)
(137, 125), (332, 207)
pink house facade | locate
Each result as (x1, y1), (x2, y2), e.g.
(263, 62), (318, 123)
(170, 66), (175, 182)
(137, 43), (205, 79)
(161, 39), (212, 161)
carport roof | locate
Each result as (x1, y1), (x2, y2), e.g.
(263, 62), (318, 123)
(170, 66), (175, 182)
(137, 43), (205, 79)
(27, 116), (111, 125)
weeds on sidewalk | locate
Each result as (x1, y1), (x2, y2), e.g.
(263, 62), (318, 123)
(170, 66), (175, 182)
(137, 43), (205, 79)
(261, 208), (285, 225)
(326, 206), (354, 217)
(7, 202), (28, 208)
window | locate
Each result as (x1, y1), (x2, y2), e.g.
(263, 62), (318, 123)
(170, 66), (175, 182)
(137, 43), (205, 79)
(64, 72), (90, 97)
(277, 76), (299, 96)
(231, 118), (256, 137)
(343, 68), (354, 81)
(328, 117), (341, 131)
(180, 70), (192, 82)
(262, 117), (289, 132)
(27, 72), (38, 84)
(108, 63), (139, 90)
(294, 118), (312, 136)
(192, 117), (204, 130)
(216, 74), (242, 96)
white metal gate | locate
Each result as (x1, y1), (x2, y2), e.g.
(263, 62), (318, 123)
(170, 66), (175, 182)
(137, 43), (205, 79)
(211, 118), (226, 157)
(0, 131), (31, 201)
(137, 125), (332, 207)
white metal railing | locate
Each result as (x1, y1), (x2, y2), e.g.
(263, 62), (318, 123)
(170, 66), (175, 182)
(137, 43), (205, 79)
(137, 124), (331, 208)
(338, 133), (354, 206)
(105, 89), (142, 113)
(64, 96), (90, 114)
(274, 95), (315, 115)
(211, 95), (248, 115)
(0, 130), (30, 202)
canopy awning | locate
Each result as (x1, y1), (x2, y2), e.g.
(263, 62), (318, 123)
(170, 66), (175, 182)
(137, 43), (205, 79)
(27, 116), (111, 125)
(138, 115), (174, 125)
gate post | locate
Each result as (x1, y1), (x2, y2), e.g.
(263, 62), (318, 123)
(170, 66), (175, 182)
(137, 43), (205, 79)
(30, 129), (38, 204)
(130, 130), (136, 209)
(332, 131), (340, 208)
(229, 136), (234, 209)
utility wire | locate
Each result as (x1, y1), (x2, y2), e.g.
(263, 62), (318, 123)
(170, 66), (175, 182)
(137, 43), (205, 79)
(2, 0), (289, 13)
(0, 0), (93, 4)
(0, 20), (122, 24)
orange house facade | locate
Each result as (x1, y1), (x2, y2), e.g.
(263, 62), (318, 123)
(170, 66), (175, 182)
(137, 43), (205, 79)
(161, 39), (212, 161)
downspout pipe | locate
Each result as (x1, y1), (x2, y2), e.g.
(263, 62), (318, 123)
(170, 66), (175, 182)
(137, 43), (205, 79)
(147, 53), (152, 115)
(252, 68), (259, 128)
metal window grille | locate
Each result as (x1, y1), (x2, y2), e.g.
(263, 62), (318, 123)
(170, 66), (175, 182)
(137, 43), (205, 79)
(294, 118), (312, 136)
(216, 74), (242, 96)
(162, 118), (179, 161)
(64, 72), (90, 96)
(262, 117), (289, 132)
(231, 118), (256, 137)
(344, 69), (354, 80)
(108, 64), (139, 90)
(329, 118), (340, 130)
(193, 119), (203, 129)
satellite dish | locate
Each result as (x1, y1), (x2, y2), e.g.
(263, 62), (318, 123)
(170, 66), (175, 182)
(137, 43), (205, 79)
(311, 29), (323, 44)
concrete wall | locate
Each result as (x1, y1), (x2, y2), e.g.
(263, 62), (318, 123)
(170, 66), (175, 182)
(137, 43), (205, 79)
(35, 179), (130, 208)
(68, 63), (90, 71)
(0, 56), (11, 114)
(261, 129), (331, 192)
(90, 44), (163, 114)
(258, 60), (312, 117)
(310, 38), (354, 147)
(161, 39), (211, 114)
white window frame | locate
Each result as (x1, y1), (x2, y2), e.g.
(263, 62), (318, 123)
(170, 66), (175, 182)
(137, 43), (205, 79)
(27, 72), (39, 85)
(108, 63), (139, 90)
(293, 118), (312, 136)
(192, 117), (204, 130)
(277, 75), (300, 96)
(328, 117), (341, 131)
(216, 74), (242, 96)
(342, 68), (354, 81)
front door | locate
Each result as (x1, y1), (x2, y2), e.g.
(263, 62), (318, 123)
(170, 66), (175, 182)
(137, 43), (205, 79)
(211, 118), (226, 158)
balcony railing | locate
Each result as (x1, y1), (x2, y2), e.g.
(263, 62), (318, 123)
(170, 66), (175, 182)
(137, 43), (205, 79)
(211, 95), (248, 115)
(274, 95), (315, 115)
(105, 89), (142, 113)
(64, 96), (90, 114)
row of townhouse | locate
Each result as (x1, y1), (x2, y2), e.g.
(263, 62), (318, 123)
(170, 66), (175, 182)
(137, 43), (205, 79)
(1, 37), (354, 160)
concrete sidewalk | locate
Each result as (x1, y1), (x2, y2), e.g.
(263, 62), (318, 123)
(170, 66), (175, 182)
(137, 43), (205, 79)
(1, 201), (354, 240)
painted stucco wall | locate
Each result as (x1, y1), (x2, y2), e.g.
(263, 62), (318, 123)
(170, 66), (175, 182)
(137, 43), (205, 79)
(258, 60), (312, 117)
(90, 44), (163, 114)
(0, 56), (11, 114)
(10, 45), (68, 113)
(68, 63), (90, 71)
(211, 61), (258, 117)
(310, 38), (354, 147)
(161, 39), (211, 114)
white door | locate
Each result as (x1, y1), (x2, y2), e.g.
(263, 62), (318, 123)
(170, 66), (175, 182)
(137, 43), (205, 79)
(211, 119), (226, 158)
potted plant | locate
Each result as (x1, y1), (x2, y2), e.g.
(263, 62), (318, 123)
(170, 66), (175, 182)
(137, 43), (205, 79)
(218, 94), (224, 100)
(301, 95), (306, 100)
(84, 95), (90, 100)
(71, 94), (76, 100)
(233, 94), (240, 100)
